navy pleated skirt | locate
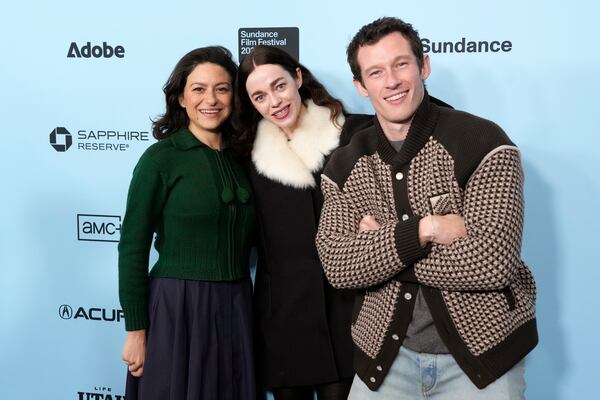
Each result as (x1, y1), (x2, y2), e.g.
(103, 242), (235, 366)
(125, 277), (256, 400)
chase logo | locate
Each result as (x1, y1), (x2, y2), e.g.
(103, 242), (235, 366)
(59, 304), (73, 319)
(77, 214), (121, 242)
(50, 127), (73, 152)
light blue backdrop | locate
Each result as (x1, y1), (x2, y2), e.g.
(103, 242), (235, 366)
(1, 1), (598, 399)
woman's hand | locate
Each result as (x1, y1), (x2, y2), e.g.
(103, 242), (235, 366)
(358, 215), (381, 233)
(122, 329), (146, 377)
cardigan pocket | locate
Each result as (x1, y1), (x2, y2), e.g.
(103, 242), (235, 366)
(502, 286), (516, 311)
(429, 192), (452, 215)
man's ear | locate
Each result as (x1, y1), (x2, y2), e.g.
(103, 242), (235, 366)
(353, 79), (369, 97)
(420, 54), (431, 81)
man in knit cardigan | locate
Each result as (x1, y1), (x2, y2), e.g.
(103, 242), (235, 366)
(316, 17), (537, 399)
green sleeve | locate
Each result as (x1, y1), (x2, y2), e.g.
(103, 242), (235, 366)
(118, 155), (167, 331)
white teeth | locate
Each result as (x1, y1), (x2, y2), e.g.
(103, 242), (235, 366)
(200, 109), (219, 114)
(386, 92), (406, 101)
(274, 106), (289, 117)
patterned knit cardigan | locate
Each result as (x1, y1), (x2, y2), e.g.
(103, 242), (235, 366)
(316, 94), (538, 390)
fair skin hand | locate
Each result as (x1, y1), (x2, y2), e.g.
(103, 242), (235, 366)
(418, 214), (466, 246)
(358, 214), (467, 246)
(358, 215), (381, 232)
(122, 329), (146, 377)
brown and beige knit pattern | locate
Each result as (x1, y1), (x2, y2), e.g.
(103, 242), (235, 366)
(408, 140), (464, 216)
(318, 139), (536, 360)
(351, 280), (403, 358)
(319, 154), (404, 290)
(412, 144), (525, 289)
(411, 144), (535, 355)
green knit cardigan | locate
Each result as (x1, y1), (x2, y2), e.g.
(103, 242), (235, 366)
(118, 129), (256, 331)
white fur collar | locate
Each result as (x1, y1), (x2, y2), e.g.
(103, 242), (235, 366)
(252, 100), (345, 188)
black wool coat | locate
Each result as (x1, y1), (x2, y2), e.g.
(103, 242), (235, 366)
(249, 109), (372, 388)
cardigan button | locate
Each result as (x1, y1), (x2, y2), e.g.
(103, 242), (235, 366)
(221, 187), (234, 204)
(404, 292), (413, 300)
(376, 365), (383, 371)
(370, 377), (376, 383)
(395, 172), (404, 180)
(392, 334), (400, 341)
(401, 214), (409, 221)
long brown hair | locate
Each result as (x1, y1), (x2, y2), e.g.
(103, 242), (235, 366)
(232, 46), (346, 156)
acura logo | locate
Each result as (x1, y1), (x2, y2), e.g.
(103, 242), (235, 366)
(59, 304), (73, 319)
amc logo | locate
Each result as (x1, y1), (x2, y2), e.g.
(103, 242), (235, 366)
(77, 214), (121, 242)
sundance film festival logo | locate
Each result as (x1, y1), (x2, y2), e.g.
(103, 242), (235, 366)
(58, 304), (124, 323)
(48, 126), (149, 152)
(77, 214), (121, 242)
(238, 27), (299, 61)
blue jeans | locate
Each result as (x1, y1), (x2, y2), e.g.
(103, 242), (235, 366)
(348, 346), (526, 400)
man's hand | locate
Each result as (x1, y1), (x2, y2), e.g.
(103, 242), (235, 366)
(122, 329), (146, 377)
(358, 215), (381, 233)
(419, 214), (467, 246)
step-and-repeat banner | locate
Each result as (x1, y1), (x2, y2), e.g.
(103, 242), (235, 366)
(1, 1), (598, 399)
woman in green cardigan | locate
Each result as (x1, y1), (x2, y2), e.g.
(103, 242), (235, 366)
(118, 46), (256, 399)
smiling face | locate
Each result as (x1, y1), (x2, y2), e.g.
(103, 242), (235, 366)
(178, 62), (233, 137)
(354, 32), (430, 135)
(245, 63), (305, 136)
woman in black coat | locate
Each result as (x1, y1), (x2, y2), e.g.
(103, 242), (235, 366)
(233, 46), (370, 400)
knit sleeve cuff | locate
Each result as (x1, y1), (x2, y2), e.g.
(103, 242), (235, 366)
(122, 303), (148, 331)
(394, 216), (431, 266)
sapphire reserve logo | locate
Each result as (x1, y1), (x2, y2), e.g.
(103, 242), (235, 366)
(49, 126), (150, 152)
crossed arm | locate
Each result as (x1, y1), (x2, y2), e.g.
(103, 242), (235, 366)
(316, 147), (524, 292)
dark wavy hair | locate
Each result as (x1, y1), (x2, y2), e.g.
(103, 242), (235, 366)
(232, 45), (346, 156)
(152, 46), (238, 140)
(347, 17), (424, 83)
